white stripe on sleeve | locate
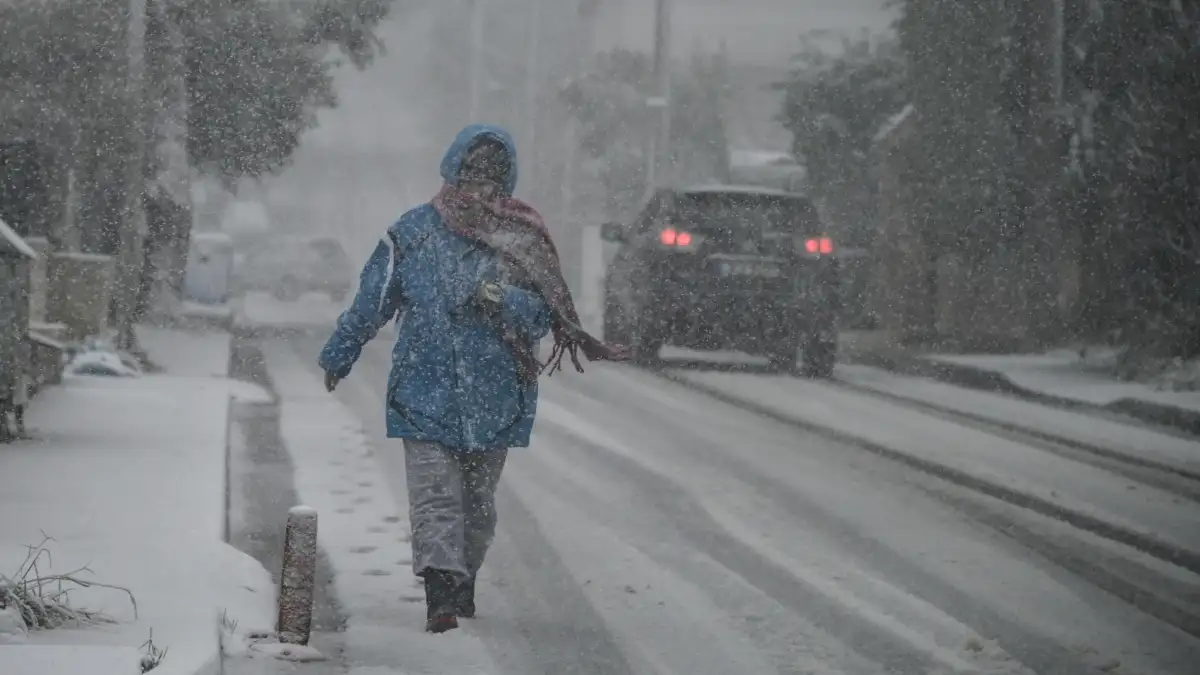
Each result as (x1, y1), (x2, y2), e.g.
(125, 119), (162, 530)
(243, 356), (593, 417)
(376, 233), (396, 316)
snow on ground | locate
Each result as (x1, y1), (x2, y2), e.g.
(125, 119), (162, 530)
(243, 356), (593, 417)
(213, 543), (278, 660)
(0, 375), (228, 675)
(262, 344), (500, 674)
(237, 292), (348, 332)
(266, 332), (1200, 674)
(525, 397), (1035, 675)
(0, 645), (146, 675)
(136, 325), (232, 378)
(837, 364), (1200, 474)
(928, 352), (1200, 413)
(0, 327), (276, 675)
(66, 350), (142, 377)
(668, 369), (1200, 558)
(513, 363), (1199, 675)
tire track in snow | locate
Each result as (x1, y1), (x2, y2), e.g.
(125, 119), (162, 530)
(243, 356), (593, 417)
(529, 394), (1081, 675)
(537, 368), (1200, 675)
(652, 367), (1200, 574)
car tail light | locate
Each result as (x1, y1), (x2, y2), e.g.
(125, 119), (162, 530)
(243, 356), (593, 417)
(804, 236), (834, 255)
(660, 227), (698, 249)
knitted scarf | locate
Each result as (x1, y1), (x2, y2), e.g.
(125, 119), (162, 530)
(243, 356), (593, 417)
(432, 184), (631, 384)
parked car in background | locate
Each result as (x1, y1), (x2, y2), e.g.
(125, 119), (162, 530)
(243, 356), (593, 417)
(601, 184), (841, 377)
(182, 231), (235, 305)
(233, 235), (355, 302)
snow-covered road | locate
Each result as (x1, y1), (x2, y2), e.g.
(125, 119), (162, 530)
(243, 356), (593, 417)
(270, 336), (1200, 675)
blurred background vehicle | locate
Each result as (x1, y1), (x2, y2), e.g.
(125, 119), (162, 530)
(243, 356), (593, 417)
(181, 231), (235, 306)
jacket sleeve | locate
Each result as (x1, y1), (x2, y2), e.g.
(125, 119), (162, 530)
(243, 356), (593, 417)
(500, 285), (552, 341)
(318, 233), (401, 379)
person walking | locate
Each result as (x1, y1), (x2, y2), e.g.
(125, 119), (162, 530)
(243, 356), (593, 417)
(318, 124), (629, 633)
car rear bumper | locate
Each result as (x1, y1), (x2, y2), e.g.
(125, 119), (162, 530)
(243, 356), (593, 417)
(646, 273), (838, 351)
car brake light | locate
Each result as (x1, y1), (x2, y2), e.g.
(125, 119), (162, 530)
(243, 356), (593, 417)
(660, 227), (695, 247)
(805, 236), (834, 254)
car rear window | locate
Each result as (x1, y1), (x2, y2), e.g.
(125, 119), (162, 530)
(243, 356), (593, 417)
(671, 192), (820, 237)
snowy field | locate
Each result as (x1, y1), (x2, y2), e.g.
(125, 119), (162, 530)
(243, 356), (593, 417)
(236, 292), (349, 332)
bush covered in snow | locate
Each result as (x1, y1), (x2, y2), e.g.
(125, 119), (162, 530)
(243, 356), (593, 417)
(63, 336), (144, 378)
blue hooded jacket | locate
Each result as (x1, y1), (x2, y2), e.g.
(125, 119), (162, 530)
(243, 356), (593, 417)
(318, 125), (552, 450)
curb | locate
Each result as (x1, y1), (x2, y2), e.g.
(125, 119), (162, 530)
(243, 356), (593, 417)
(851, 349), (1200, 437)
(1105, 397), (1200, 437)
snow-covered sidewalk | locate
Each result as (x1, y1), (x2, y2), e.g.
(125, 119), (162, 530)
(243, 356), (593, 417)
(844, 335), (1200, 434)
(836, 364), (1200, 474)
(925, 351), (1199, 408)
(0, 326), (272, 675)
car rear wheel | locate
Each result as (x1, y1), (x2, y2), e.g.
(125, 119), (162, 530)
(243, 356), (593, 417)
(604, 290), (661, 363)
(630, 326), (663, 364)
(603, 289), (627, 345)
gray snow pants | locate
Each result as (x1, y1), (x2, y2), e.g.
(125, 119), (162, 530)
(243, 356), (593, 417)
(403, 439), (508, 582)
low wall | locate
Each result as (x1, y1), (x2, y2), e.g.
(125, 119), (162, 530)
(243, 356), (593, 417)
(46, 252), (116, 341)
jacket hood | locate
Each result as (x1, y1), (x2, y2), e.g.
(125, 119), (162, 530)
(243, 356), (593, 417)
(439, 124), (519, 196)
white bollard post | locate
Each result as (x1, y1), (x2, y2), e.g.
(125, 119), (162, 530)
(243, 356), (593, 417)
(277, 506), (318, 645)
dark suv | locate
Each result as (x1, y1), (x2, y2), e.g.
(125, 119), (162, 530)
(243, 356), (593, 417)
(601, 185), (840, 377)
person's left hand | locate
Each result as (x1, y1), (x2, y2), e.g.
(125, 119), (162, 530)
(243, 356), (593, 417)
(324, 371), (341, 392)
(476, 281), (504, 314)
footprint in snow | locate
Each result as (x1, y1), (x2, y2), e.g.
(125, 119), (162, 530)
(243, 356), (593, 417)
(362, 569), (391, 576)
(349, 545), (377, 554)
(336, 507), (355, 514)
(382, 516), (401, 523)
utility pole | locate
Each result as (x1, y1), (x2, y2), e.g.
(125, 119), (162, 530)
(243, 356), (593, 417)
(646, 0), (672, 196)
(524, 0), (542, 189)
(116, 0), (148, 349)
(468, 0), (485, 122)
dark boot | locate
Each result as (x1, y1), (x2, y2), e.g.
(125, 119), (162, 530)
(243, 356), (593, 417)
(423, 570), (459, 633)
(454, 576), (476, 618)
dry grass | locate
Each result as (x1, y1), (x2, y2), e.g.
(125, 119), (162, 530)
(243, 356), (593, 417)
(0, 532), (137, 630)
